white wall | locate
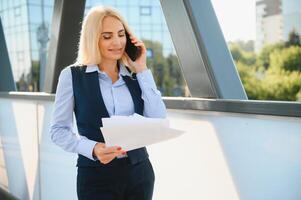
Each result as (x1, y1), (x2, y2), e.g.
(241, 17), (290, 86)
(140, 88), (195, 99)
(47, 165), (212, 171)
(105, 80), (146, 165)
(1, 97), (301, 200)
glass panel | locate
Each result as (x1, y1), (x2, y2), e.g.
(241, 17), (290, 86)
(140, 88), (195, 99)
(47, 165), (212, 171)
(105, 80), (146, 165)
(128, 5), (140, 25)
(28, 0), (41, 5)
(84, 0), (188, 96)
(28, 5), (42, 24)
(44, 6), (54, 25)
(140, 6), (152, 16)
(1, 0), (188, 95)
(30, 30), (38, 51)
(1, 1), (30, 90)
(44, 0), (54, 6)
(211, 0), (301, 101)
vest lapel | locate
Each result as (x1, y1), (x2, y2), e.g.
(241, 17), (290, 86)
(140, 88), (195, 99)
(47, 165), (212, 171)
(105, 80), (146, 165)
(122, 75), (144, 115)
(84, 67), (110, 120)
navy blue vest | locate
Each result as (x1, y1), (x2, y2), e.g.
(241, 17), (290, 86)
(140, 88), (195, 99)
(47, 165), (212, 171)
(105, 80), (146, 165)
(71, 65), (148, 167)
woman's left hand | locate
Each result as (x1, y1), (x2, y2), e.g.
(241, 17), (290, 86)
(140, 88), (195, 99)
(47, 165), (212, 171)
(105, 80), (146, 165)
(125, 35), (147, 73)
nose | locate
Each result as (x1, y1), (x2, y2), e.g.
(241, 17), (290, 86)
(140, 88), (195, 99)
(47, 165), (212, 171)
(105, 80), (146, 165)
(112, 36), (123, 47)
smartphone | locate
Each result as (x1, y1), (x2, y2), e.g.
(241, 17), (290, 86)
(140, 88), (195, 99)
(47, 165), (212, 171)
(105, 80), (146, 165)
(125, 31), (142, 61)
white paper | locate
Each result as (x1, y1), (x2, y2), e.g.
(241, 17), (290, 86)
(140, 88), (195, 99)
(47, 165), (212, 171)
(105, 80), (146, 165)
(100, 113), (185, 151)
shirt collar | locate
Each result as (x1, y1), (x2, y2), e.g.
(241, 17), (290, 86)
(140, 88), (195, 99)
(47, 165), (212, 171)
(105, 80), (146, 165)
(85, 64), (101, 73)
(85, 63), (132, 76)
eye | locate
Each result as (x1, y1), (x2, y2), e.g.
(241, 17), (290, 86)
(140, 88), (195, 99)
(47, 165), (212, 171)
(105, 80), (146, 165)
(118, 34), (125, 37)
(103, 35), (111, 40)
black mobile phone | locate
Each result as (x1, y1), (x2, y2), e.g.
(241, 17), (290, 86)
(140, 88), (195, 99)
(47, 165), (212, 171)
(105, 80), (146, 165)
(125, 31), (142, 61)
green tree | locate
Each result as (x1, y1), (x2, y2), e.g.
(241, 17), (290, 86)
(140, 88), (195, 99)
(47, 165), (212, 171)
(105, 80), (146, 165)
(229, 43), (256, 66)
(166, 54), (186, 96)
(228, 40), (254, 52)
(144, 40), (168, 93)
(16, 73), (29, 91)
(15, 60), (40, 92)
(256, 42), (284, 69)
(237, 61), (301, 101)
(231, 37), (301, 101)
(260, 69), (301, 101)
(30, 60), (40, 91)
(270, 46), (301, 72)
(143, 39), (186, 96)
(285, 29), (301, 47)
(235, 61), (263, 100)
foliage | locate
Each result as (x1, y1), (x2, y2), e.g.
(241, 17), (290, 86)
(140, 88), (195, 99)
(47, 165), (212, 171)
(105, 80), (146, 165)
(16, 30), (301, 100)
(255, 43), (284, 69)
(228, 40), (254, 52)
(260, 68), (301, 101)
(144, 39), (186, 96)
(285, 29), (301, 47)
(270, 46), (301, 72)
(231, 31), (301, 101)
(16, 60), (40, 92)
(229, 43), (256, 66)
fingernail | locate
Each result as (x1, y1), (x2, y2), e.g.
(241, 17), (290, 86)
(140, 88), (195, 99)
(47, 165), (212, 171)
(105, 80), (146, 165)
(122, 152), (126, 155)
(117, 147), (122, 150)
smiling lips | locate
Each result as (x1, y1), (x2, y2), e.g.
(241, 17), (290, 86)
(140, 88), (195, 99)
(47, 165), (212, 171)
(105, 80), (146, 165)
(109, 48), (123, 54)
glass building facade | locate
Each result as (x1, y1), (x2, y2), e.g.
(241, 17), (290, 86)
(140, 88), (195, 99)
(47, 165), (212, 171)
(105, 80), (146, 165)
(84, 0), (175, 56)
(0, 0), (188, 96)
(0, 0), (54, 91)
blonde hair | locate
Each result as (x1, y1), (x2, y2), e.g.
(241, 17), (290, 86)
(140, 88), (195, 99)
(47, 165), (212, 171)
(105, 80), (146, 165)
(75, 6), (134, 70)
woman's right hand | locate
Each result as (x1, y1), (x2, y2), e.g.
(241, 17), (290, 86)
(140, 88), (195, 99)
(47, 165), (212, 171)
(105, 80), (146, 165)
(92, 142), (126, 164)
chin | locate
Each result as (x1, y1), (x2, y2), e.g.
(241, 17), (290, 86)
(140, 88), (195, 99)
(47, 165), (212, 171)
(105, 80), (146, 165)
(103, 51), (124, 61)
(109, 54), (123, 60)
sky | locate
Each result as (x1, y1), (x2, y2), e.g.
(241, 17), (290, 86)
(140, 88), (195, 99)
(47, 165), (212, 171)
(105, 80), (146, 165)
(211, 0), (257, 42)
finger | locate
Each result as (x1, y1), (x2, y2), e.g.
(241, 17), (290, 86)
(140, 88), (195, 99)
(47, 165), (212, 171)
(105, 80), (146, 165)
(131, 38), (141, 43)
(130, 37), (138, 44)
(134, 41), (142, 46)
(99, 154), (116, 164)
(129, 34), (136, 40)
(134, 42), (146, 53)
(131, 40), (144, 49)
(102, 146), (123, 154)
(100, 151), (125, 163)
(130, 37), (142, 44)
(105, 149), (126, 157)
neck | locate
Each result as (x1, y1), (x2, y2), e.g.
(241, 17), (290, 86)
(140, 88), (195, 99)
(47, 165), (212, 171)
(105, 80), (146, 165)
(98, 59), (119, 74)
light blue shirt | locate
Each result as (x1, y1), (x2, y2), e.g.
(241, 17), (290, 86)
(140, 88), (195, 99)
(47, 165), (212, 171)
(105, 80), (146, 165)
(50, 64), (166, 161)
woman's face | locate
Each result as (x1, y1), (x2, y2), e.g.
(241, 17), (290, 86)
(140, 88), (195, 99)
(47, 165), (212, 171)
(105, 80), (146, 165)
(98, 16), (127, 61)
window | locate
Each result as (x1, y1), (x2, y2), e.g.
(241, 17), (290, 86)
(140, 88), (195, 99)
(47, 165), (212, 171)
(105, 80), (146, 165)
(212, 0), (301, 101)
(139, 6), (151, 16)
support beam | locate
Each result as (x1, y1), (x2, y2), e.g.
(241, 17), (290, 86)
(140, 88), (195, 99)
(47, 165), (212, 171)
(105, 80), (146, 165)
(0, 18), (16, 91)
(44, 0), (86, 93)
(160, 0), (247, 99)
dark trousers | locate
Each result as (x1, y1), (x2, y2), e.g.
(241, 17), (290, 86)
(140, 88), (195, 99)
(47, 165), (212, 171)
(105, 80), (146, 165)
(77, 158), (155, 200)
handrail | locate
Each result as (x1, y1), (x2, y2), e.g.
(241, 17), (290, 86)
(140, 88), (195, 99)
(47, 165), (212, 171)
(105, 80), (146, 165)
(0, 92), (301, 117)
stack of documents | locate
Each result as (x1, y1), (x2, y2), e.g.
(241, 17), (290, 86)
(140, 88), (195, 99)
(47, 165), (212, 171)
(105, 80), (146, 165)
(100, 113), (185, 151)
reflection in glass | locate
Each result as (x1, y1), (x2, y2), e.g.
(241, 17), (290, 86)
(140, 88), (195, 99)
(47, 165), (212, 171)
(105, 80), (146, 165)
(1, 0), (189, 96)
(212, 0), (301, 101)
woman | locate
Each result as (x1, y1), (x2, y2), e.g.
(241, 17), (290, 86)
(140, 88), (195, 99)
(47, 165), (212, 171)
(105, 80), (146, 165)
(49, 5), (166, 200)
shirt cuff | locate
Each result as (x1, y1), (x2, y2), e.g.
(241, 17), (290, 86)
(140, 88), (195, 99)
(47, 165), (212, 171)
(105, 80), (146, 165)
(77, 139), (98, 161)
